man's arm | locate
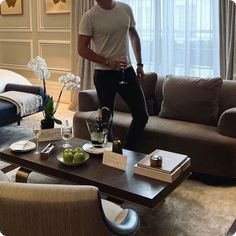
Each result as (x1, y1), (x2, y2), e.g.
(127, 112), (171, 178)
(78, 35), (107, 65)
(78, 35), (121, 70)
(129, 27), (144, 78)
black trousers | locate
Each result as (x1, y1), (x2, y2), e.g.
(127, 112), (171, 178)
(94, 67), (149, 150)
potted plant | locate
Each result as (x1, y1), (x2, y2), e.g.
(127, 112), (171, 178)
(27, 56), (80, 129)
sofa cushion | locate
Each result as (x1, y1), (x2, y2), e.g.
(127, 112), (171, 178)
(0, 69), (31, 93)
(115, 73), (157, 115)
(159, 75), (222, 125)
(139, 73), (158, 100)
(115, 95), (154, 115)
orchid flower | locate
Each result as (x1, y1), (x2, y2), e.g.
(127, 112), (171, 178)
(54, 73), (81, 114)
(27, 56), (51, 97)
(27, 57), (81, 124)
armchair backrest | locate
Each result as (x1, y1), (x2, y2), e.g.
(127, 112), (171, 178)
(0, 180), (140, 236)
(0, 183), (112, 236)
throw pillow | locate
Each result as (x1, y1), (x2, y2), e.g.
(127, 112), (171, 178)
(159, 75), (223, 125)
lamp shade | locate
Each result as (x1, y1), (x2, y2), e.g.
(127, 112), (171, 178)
(0, 0), (4, 4)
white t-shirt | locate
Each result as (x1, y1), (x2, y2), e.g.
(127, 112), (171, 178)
(79, 2), (136, 70)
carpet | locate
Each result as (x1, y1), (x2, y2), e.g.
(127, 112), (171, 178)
(131, 179), (236, 236)
(0, 123), (33, 170)
(0, 121), (236, 236)
(0, 123), (33, 151)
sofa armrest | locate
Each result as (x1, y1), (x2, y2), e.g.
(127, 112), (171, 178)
(5, 83), (44, 97)
(79, 89), (99, 112)
(218, 107), (236, 138)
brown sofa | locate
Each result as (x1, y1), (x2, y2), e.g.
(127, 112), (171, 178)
(73, 73), (236, 178)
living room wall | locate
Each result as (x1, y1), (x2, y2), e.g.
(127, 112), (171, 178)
(0, 0), (71, 104)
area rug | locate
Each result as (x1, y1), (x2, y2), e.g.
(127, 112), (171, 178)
(0, 121), (235, 236)
(0, 123), (33, 170)
(0, 123), (33, 150)
(130, 179), (236, 236)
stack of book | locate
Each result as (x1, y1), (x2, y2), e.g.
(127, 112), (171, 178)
(133, 149), (191, 183)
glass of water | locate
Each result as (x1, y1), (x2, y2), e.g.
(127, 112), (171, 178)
(61, 120), (73, 148)
(33, 124), (41, 154)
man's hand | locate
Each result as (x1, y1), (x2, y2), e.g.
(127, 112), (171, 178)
(107, 59), (128, 70)
(137, 66), (144, 80)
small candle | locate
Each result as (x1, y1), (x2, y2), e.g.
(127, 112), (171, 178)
(150, 155), (162, 167)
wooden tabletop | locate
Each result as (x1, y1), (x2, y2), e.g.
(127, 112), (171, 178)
(0, 137), (190, 208)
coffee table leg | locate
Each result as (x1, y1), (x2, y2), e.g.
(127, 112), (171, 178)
(16, 168), (32, 183)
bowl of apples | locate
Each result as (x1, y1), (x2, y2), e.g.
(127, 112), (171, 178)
(57, 147), (89, 166)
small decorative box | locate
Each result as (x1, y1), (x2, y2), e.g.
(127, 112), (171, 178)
(40, 143), (55, 160)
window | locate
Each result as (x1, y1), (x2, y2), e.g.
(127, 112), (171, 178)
(121, 0), (220, 77)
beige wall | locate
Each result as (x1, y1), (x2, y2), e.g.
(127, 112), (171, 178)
(0, 0), (71, 104)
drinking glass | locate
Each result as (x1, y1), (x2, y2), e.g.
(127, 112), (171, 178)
(61, 120), (73, 148)
(119, 55), (129, 85)
(101, 107), (112, 145)
(32, 124), (41, 154)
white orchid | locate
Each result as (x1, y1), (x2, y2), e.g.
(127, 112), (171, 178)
(27, 56), (81, 124)
(58, 73), (81, 90)
(27, 56), (51, 81)
(27, 56), (51, 97)
(54, 73), (81, 114)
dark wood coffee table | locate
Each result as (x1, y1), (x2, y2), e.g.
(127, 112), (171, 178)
(0, 137), (190, 208)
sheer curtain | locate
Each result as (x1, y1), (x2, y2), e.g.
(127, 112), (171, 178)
(121, 0), (220, 77)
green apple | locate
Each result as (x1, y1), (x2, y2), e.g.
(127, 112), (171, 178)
(63, 152), (74, 163)
(73, 147), (84, 153)
(73, 152), (86, 163)
(64, 148), (73, 153)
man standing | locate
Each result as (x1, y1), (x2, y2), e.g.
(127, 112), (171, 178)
(78, 0), (148, 151)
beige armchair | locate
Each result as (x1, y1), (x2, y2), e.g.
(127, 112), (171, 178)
(0, 171), (140, 236)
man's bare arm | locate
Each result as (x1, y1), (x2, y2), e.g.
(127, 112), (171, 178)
(78, 35), (121, 70)
(129, 27), (144, 78)
(78, 35), (107, 65)
(129, 27), (142, 65)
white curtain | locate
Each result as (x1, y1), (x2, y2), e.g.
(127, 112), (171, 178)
(121, 0), (220, 77)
